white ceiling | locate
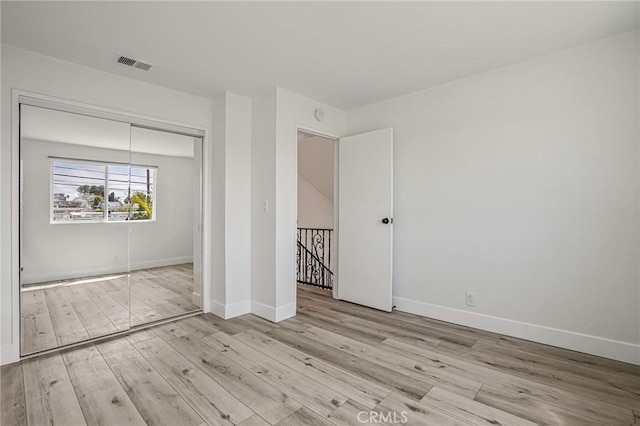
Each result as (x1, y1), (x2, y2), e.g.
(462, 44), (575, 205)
(2, 2), (638, 110)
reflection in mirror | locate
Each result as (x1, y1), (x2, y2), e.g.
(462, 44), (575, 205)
(128, 127), (202, 325)
(20, 105), (131, 355)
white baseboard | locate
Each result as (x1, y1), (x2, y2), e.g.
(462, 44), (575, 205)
(393, 296), (640, 365)
(211, 300), (251, 319)
(22, 265), (128, 285)
(251, 301), (296, 323)
(191, 291), (201, 308)
(275, 302), (296, 322)
(21, 256), (193, 285)
(211, 300), (225, 318)
(130, 256), (193, 271)
(1, 344), (20, 366)
(251, 301), (275, 321)
(227, 300), (251, 318)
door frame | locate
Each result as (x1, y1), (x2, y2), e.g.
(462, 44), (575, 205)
(294, 124), (340, 298)
(9, 89), (211, 362)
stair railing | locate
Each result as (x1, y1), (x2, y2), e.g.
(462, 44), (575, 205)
(297, 228), (333, 289)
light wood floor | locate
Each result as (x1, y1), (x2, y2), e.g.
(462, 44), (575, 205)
(21, 263), (199, 355)
(3, 284), (639, 425)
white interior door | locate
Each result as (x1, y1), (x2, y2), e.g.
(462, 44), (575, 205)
(337, 128), (393, 311)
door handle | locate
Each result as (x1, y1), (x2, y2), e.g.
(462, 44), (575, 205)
(381, 218), (393, 224)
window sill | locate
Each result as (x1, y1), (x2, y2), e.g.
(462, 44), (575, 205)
(49, 219), (156, 225)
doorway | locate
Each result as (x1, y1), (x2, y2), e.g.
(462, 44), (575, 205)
(296, 130), (337, 296)
(295, 126), (394, 313)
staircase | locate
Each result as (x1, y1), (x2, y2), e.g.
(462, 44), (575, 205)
(297, 228), (333, 290)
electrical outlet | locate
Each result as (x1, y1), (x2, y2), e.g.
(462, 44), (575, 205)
(263, 200), (269, 213)
(466, 292), (477, 307)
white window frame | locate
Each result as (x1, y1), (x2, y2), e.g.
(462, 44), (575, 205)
(49, 157), (157, 224)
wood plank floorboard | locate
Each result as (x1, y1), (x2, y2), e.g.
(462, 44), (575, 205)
(295, 309), (391, 346)
(20, 313), (57, 355)
(471, 340), (640, 394)
(199, 312), (251, 335)
(301, 325), (483, 399)
(236, 329), (391, 408)
(130, 335), (255, 425)
(96, 338), (204, 426)
(172, 314), (225, 338)
(276, 407), (335, 426)
(20, 263), (198, 355)
(62, 345), (147, 425)
(420, 386), (537, 426)
(462, 341), (640, 410)
(164, 333), (302, 424)
(2, 284), (637, 425)
(82, 282), (132, 329)
(238, 414), (271, 426)
(391, 336), (633, 424)
(326, 400), (370, 426)
(1, 362), (27, 426)
(44, 286), (91, 346)
(385, 337), (635, 424)
(69, 296), (120, 338)
(374, 392), (467, 426)
(298, 294), (476, 347)
(201, 331), (350, 417)
(496, 334), (640, 377)
(474, 384), (619, 425)
(265, 325), (435, 401)
(21, 352), (87, 426)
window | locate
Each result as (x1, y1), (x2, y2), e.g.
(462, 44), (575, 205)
(51, 159), (156, 223)
(124, 165), (155, 221)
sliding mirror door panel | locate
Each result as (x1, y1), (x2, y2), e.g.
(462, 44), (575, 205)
(128, 127), (202, 325)
(192, 137), (203, 309)
(20, 105), (131, 355)
(19, 104), (202, 355)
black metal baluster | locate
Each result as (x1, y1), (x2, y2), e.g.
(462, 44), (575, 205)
(328, 230), (331, 272)
(321, 234), (325, 288)
(296, 227), (333, 290)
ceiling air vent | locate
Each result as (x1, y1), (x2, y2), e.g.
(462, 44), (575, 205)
(133, 61), (153, 71)
(116, 55), (154, 71)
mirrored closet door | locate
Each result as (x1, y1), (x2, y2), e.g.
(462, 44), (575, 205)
(128, 127), (203, 326)
(19, 104), (203, 356)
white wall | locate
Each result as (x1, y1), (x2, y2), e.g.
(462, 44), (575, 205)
(21, 139), (194, 284)
(249, 88), (345, 322)
(211, 94), (227, 314)
(211, 92), (252, 319)
(346, 31), (640, 364)
(273, 88), (345, 320)
(297, 175), (333, 229)
(251, 90), (278, 317)
(298, 135), (334, 201)
(1, 45), (213, 365)
(297, 134), (334, 229)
